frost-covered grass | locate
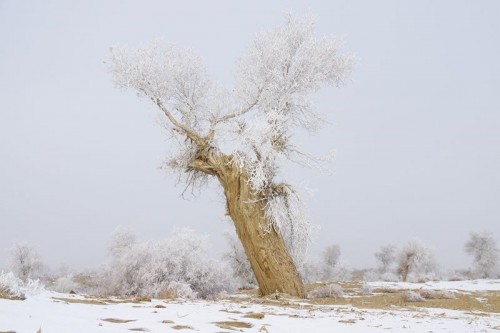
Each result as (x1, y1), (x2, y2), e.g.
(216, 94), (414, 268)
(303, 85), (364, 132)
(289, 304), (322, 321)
(0, 272), (44, 300)
(1, 280), (499, 333)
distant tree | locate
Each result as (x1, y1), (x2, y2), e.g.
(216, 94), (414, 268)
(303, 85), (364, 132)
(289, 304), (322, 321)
(375, 244), (396, 274)
(322, 244), (341, 268)
(8, 242), (44, 282)
(109, 227), (137, 257)
(320, 244), (352, 281)
(107, 14), (354, 297)
(396, 239), (436, 282)
(465, 231), (499, 278)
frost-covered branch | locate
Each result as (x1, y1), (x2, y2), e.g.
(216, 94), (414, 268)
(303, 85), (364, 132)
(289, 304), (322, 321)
(107, 14), (354, 269)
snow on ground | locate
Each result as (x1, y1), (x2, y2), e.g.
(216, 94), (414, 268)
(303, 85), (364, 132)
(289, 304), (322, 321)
(367, 279), (500, 292)
(1, 281), (499, 333)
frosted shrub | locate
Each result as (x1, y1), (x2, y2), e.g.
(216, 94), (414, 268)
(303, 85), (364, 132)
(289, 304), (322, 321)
(308, 283), (344, 299)
(403, 290), (425, 302)
(300, 258), (322, 283)
(224, 232), (256, 286)
(419, 289), (455, 300)
(0, 271), (44, 299)
(409, 271), (440, 283)
(51, 275), (80, 294)
(104, 228), (237, 299)
(360, 284), (374, 295)
(159, 281), (197, 299)
(0, 272), (24, 299)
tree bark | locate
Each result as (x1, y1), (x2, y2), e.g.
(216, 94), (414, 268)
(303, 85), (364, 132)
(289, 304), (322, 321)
(214, 157), (306, 298)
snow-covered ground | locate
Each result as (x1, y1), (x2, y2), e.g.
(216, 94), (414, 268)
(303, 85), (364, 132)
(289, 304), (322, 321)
(1, 280), (499, 333)
(367, 279), (500, 292)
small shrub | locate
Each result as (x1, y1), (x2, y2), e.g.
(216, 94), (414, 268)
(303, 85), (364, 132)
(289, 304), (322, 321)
(403, 290), (425, 302)
(50, 275), (80, 294)
(158, 281), (196, 299)
(419, 289), (455, 300)
(360, 284), (374, 295)
(308, 284), (344, 299)
(0, 271), (44, 299)
(103, 228), (237, 299)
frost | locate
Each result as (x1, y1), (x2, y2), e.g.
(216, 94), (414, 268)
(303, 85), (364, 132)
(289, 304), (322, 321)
(0, 271), (45, 299)
(107, 14), (354, 281)
(403, 290), (425, 302)
(103, 228), (237, 299)
(465, 231), (500, 278)
(308, 283), (344, 299)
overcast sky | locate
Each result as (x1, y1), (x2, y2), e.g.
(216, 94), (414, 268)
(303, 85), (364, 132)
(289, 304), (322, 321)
(1, 0), (499, 271)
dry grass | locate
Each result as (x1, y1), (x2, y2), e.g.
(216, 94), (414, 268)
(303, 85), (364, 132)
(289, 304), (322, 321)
(214, 321), (253, 330)
(0, 286), (24, 301)
(52, 297), (107, 305)
(128, 328), (150, 332)
(51, 295), (152, 306)
(307, 287), (500, 313)
(228, 283), (499, 314)
(171, 325), (193, 330)
(101, 318), (136, 323)
(0, 294), (24, 301)
(243, 312), (265, 319)
(161, 320), (175, 324)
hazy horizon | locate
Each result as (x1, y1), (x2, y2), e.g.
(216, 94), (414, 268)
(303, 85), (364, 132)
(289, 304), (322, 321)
(1, 0), (499, 272)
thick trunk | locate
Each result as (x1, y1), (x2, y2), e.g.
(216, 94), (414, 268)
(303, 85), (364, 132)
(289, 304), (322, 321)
(215, 161), (306, 298)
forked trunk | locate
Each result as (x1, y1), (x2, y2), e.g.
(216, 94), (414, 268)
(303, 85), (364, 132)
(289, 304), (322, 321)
(216, 162), (306, 298)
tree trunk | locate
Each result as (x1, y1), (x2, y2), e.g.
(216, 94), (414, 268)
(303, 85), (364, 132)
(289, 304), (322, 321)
(215, 160), (306, 298)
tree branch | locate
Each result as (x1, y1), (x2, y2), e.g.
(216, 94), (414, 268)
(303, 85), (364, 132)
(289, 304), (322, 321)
(152, 98), (206, 147)
(206, 87), (263, 141)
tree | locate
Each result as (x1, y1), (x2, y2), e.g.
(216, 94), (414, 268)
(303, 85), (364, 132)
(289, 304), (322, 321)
(109, 227), (137, 257)
(8, 242), (44, 282)
(375, 244), (396, 274)
(107, 14), (354, 297)
(322, 244), (341, 268)
(396, 239), (436, 282)
(465, 231), (499, 278)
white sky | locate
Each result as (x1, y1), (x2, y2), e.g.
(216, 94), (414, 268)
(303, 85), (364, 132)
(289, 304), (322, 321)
(0, 0), (499, 271)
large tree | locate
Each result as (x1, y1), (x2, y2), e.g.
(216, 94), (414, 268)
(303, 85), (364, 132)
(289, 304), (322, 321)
(107, 15), (354, 297)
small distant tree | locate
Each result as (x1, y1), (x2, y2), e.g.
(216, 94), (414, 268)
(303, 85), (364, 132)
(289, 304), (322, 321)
(397, 239), (436, 282)
(8, 242), (44, 282)
(109, 227), (137, 257)
(321, 244), (341, 279)
(322, 244), (341, 268)
(465, 231), (499, 278)
(375, 244), (396, 274)
(320, 244), (351, 281)
(107, 14), (354, 297)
